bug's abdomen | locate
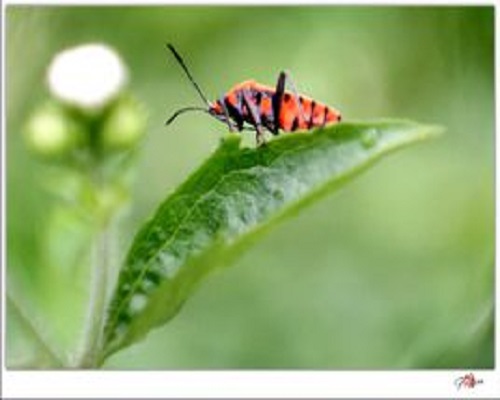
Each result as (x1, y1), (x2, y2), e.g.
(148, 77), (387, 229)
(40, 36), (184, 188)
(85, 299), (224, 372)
(240, 87), (341, 133)
(278, 93), (341, 132)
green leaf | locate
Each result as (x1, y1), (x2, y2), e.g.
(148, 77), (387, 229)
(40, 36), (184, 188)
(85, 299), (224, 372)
(102, 119), (442, 360)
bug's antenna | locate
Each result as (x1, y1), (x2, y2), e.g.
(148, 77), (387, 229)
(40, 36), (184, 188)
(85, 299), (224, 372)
(165, 106), (210, 125)
(166, 43), (211, 108)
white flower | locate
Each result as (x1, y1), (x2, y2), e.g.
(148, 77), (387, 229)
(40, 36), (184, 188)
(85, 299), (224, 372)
(47, 43), (128, 110)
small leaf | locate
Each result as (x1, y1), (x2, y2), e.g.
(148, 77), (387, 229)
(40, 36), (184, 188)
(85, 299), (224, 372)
(102, 119), (442, 360)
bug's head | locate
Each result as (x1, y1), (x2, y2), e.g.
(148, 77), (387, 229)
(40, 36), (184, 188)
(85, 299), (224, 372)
(208, 101), (228, 121)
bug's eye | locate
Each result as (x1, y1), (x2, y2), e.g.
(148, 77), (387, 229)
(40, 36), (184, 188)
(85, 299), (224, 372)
(337, 115), (342, 122)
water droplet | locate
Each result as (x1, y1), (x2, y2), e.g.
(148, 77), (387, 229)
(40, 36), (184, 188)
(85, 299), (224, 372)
(158, 252), (180, 278)
(272, 189), (285, 201)
(129, 293), (148, 314)
(142, 277), (157, 293)
(115, 322), (128, 338)
(361, 129), (379, 149)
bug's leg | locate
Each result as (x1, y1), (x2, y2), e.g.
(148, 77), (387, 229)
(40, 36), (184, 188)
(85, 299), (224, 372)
(280, 70), (307, 123)
(271, 72), (286, 135)
(241, 89), (265, 146)
(219, 95), (234, 132)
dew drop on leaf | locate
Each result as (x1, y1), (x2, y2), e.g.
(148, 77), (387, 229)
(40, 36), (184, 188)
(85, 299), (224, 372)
(361, 128), (379, 148)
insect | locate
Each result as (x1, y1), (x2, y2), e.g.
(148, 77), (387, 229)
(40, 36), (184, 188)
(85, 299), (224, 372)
(165, 44), (342, 146)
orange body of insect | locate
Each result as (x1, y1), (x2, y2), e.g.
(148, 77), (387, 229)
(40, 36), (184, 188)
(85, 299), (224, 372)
(166, 44), (342, 146)
(211, 80), (341, 132)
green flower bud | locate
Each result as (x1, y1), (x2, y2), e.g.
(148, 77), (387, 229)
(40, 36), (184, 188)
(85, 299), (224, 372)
(100, 96), (147, 152)
(24, 102), (85, 160)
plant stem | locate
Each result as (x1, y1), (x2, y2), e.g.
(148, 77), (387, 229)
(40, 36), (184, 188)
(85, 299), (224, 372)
(7, 294), (64, 368)
(74, 159), (119, 368)
(77, 225), (111, 367)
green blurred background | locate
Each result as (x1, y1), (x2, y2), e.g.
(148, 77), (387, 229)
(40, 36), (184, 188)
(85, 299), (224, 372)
(6, 6), (494, 368)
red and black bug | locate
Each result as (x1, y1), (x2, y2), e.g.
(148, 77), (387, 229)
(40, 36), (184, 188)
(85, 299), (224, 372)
(165, 44), (342, 146)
